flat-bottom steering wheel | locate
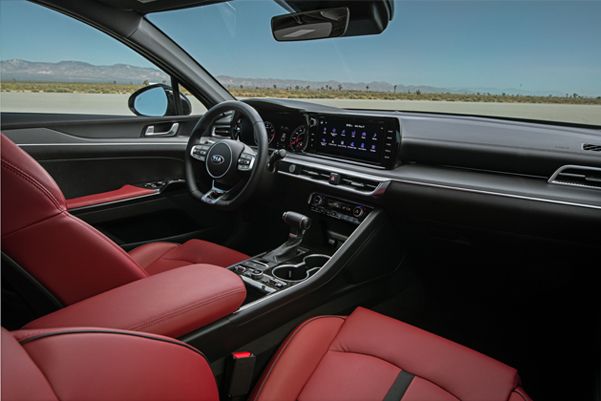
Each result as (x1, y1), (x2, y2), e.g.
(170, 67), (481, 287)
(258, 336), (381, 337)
(185, 100), (268, 209)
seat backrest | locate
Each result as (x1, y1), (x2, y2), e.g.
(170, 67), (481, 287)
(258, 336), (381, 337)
(1, 134), (147, 305)
(1, 327), (219, 401)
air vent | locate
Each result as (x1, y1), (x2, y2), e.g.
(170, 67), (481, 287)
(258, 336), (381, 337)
(549, 165), (601, 189)
(292, 164), (382, 193)
(582, 143), (601, 152)
(212, 125), (231, 137)
(340, 176), (379, 192)
(298, 166), (330, 182)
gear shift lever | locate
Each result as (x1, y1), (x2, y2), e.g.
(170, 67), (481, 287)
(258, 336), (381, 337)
(262, 211), (312, 264)
(282, 211), (311, 239)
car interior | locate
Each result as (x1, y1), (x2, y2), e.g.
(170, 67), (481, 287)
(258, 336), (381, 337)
(1, 1), (600, 401)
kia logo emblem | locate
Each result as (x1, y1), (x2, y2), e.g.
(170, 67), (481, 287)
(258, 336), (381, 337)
(211, 154), (225, 164)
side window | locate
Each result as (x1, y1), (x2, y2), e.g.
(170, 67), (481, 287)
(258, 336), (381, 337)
(0, 1), (206, 116)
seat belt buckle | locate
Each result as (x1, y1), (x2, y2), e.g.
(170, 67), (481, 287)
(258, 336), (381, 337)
(224, 351), (256, 399)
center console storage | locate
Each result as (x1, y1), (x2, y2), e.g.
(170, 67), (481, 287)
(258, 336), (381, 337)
(272, 254), (330, 282)
(22, 264), (246, 338)
(232, 251), (331, 294)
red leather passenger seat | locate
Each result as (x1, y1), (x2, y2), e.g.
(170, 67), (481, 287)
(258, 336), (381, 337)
(251, 307), (532, 401)
(1, 307), (532, 401)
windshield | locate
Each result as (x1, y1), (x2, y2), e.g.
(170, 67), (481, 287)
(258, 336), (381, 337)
(148, 0), (601, 125)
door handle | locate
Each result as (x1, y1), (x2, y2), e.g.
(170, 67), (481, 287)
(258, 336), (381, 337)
(144, 122), (179, 137)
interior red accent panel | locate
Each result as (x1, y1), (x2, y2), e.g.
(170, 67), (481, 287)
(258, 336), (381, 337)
(1, 327), (219, 401)
(65, 184), (157, 210)
(129, 239), (250, 274)
(1, 134), (148, 305)
(251, 307), (530, 401)
(23, 264), (246, 338)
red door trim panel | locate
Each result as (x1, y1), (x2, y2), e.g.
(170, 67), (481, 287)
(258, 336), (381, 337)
(66, 184), (158, 210)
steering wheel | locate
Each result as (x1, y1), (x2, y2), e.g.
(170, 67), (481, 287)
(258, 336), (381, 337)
(185, 100), (269, 209)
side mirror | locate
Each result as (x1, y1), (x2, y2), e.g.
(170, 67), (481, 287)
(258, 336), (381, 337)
(271, 7), (349, 42)
(128, 84), (192, 117)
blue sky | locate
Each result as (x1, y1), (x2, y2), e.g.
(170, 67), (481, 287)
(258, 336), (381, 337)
(1, 0), (600, 96)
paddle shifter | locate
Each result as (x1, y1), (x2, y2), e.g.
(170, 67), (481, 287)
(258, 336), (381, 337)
(262, 211), (312, 264)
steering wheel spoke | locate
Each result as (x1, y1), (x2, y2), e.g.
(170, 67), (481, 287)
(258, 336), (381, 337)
(190, 144), (211, 162)
(201, 181), (230, 204)
(237, 150), (256, 172)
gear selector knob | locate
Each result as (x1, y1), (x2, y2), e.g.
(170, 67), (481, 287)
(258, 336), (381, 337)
(282, 211), (312, 234)
(262, 211), (312, 264)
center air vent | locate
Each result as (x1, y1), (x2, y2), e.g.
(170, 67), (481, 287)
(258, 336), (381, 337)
(582, 143), (601, 152)
(279, 161), (386, 195)
(549, 165), (601, 189)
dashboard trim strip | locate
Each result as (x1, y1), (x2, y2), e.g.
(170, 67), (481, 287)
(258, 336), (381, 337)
(393, 178), (601, 210)
(279, 157), (601, 210)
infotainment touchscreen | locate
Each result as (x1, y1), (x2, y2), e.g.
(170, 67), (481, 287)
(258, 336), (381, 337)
(315, 117), (386, 162)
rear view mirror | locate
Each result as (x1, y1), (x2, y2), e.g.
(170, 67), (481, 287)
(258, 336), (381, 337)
(272, 7), (349, 42)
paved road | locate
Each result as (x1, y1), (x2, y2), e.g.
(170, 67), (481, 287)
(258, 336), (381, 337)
(2, 92), (600, 125)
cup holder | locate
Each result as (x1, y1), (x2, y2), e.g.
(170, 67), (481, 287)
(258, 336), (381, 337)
(272, 254), (330, 282)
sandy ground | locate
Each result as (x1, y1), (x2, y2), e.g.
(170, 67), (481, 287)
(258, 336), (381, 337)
(1, 92), (600, 125)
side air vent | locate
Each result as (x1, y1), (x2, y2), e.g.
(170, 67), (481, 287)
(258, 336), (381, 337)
(582, 143), (601, 152)
(548, 165), (601, 189)
(212, 125), (231, 137)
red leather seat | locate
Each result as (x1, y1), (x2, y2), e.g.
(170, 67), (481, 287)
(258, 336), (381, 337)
(1, 327), (219, 401)
(1, 308), (532, 401)
(1, 134), (248, 305)
(251, 307), (532, 401)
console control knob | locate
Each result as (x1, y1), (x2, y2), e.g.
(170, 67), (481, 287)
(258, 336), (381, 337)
(311, 194), (323, 206)
(250, 269), (263, 280)
(352, 206), (365, 218)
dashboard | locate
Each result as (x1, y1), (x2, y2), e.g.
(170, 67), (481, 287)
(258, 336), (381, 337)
(213, 98), (601, 244)
(232, 109), (401, 169)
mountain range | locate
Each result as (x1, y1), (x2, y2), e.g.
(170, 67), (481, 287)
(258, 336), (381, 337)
(1, 59), (553, 96)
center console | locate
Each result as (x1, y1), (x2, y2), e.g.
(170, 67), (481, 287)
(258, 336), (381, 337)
(228, 193), (371, 296)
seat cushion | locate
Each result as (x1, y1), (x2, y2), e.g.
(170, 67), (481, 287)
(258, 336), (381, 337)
(129, 239), (250, 275)
(1, 327), (219, 401)
(251, 307), (532, 401)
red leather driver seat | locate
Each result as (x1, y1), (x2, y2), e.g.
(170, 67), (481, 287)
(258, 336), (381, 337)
(1, 134), (248, 305)
(1, 308), (532, 401)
